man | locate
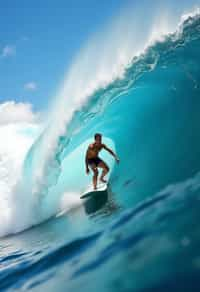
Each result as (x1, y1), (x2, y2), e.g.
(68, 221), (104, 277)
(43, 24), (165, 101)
(85, 133), (119, 190)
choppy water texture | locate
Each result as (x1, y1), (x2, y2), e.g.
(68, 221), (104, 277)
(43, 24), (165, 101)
(1, 10), (200, 292)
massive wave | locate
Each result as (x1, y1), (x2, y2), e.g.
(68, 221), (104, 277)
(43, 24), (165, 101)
(0, 7), (200, 236)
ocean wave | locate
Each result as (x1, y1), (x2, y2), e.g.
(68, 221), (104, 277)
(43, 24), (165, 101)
(0, 10), (200, 237)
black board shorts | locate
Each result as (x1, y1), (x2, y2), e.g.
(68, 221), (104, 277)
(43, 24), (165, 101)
(88, 157), (103, 167)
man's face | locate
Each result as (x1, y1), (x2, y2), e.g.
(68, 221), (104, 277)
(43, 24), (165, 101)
(95, 136), (102, 145)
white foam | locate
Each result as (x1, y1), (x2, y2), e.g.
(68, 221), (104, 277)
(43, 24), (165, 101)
(180, 6), (200, 23)
(0, 122), (40, 236)
(56, 192), (82, 217)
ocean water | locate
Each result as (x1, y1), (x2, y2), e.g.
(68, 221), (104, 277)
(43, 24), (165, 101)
(1, 8), (200, 292)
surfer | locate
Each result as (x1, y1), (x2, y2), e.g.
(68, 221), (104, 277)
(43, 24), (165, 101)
(85, 133), (119, 190)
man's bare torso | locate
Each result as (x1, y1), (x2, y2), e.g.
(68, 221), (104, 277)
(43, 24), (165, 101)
(87, 143), (104, 159)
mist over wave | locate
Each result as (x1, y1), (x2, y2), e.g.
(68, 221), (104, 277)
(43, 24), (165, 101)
(0, 123), (40, 235)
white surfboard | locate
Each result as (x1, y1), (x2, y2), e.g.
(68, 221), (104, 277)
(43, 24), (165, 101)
(80, 183), (108, 199)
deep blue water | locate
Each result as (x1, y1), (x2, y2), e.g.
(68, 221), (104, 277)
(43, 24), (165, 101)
(1, 12), (200, 292)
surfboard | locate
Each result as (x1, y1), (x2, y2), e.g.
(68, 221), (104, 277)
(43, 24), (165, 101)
(80, 183), (108, 199)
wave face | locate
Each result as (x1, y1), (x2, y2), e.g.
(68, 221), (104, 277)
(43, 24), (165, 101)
(0, 8), (200, 292)
(24, 13), (200, 221)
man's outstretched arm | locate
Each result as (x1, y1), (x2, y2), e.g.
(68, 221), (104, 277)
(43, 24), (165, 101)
(103, 144), (120, 162)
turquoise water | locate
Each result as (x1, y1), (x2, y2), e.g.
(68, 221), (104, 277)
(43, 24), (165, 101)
(1, 12), (200, 291)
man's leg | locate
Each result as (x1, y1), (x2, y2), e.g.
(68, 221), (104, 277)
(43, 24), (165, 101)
(91, 164), (98, 190)
(98, 161), (109, 183)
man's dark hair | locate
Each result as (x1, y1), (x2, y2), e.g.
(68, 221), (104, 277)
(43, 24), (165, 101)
(94, 133), (102, 140)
